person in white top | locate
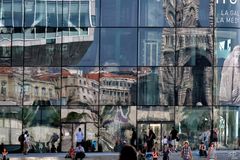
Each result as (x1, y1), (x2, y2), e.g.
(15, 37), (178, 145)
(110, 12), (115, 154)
(162, 136), (168, 146)
(75, 143), (85, 160)
(23, 131), (30, 155)
(76, 128), (84, 147)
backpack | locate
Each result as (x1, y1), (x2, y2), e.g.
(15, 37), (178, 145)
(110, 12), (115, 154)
(18, 134), (24, 142)
(152, 133), (156, 139)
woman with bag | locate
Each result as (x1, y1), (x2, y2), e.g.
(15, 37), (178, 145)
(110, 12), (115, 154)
(147, 129), (155, 152)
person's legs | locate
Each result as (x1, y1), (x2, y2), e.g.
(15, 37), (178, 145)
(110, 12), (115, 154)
(204, 150), (207, 157)
(172, 139), (176, 151)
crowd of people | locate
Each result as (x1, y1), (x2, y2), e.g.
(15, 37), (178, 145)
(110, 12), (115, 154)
(118, 126), (218, 160)
(1, 127), (219, 160)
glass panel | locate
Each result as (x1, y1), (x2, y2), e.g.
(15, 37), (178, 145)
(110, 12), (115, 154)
(62, 28), (98, 66)
(215, 28), (240, 67)
(214, 106), (240, 150)
(0, 67), (23, 105)
(61, 124), (73, 152)
(101, 0), (137, 27)
(2, 0), (12, 27)
(79, 1), (90, 27)
(161, 123), (174, 150)
(0, 106), (22, 145)
(100, 28), (137, 66)
(137, 123), (160, 152)
(139, 28), (175, 66)
(73, 123), (85, 148)
(62, 67), (99, 106)
(25, 0), (34, 27)
(47, 1), (61, 27)
(91, 0), (99, 27)
(139, 0), (171, 27)
(13, 0), (23, 27)
(79, 28), (99, 66)
(175, 106), (212, 150)
(69, 1), (79, 27)
(176, 28), (213, 67)
(86, 123), (98, 152)
(99, 106), (136, 152)
(35, 0), (46, 27)
(99, 67), (137, 105)
(61, 122), (98, 152)
(12, 32), (24, 66)
(137, 123), (174, 152)
(0, 32), (11, 66)
(137, 106), (174, 121)
(216, 0), (240, 28)
(176, 0), (213, 27)
(63, 0), (90, 28)
(61, 106), (98, 122)
(24, 29), (61, 67)
(23, 67), (61, 105)
(176, 67), (213, 106)
(138, 67), (175, 105)
(214, 66), (240, 106)
(23, 106), (60, 153)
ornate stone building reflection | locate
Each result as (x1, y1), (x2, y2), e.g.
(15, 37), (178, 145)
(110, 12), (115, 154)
(160, 0), (214, 106)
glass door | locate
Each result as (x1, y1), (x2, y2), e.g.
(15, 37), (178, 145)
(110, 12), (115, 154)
(61, 122), (98, 152)
(137, 121), (174, 151)
(161, 123), (175, 150)
(61, 123), (85, 152)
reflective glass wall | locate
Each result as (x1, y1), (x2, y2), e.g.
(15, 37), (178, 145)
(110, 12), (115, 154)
(0, 0), (240, 152)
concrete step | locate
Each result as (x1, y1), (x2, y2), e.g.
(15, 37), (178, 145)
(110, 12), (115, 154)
(6, 151), (240, 160)
(8, 153), (119, 160)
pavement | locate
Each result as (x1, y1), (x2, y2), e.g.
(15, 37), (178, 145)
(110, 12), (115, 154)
(6, 150), (240, 160)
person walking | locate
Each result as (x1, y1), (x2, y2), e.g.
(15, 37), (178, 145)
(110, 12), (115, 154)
(207, 142), (217, 160)
(23, 131), (30, 155)
(181, 141), (192, 160)
(162, 145), (170, 160)
(147, 129), (156, 152)
(170, 126), (178, 152)
(76, 128), (84, 147)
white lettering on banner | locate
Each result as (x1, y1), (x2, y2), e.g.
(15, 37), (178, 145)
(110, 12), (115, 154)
(216, 0), (239, 4)
(216, 0), (240, 25)
(216, 16), (240, 24)
(221, 10), (240, 16)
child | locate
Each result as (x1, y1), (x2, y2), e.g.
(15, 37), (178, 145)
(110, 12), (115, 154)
(2, 148), (9, 160)
(152, 148), (158, 160)
(162, 136), (168, 146)
(162, 145), (170, 160)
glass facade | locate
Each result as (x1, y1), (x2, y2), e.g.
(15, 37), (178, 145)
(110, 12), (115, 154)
(0, 0), (240, 153)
